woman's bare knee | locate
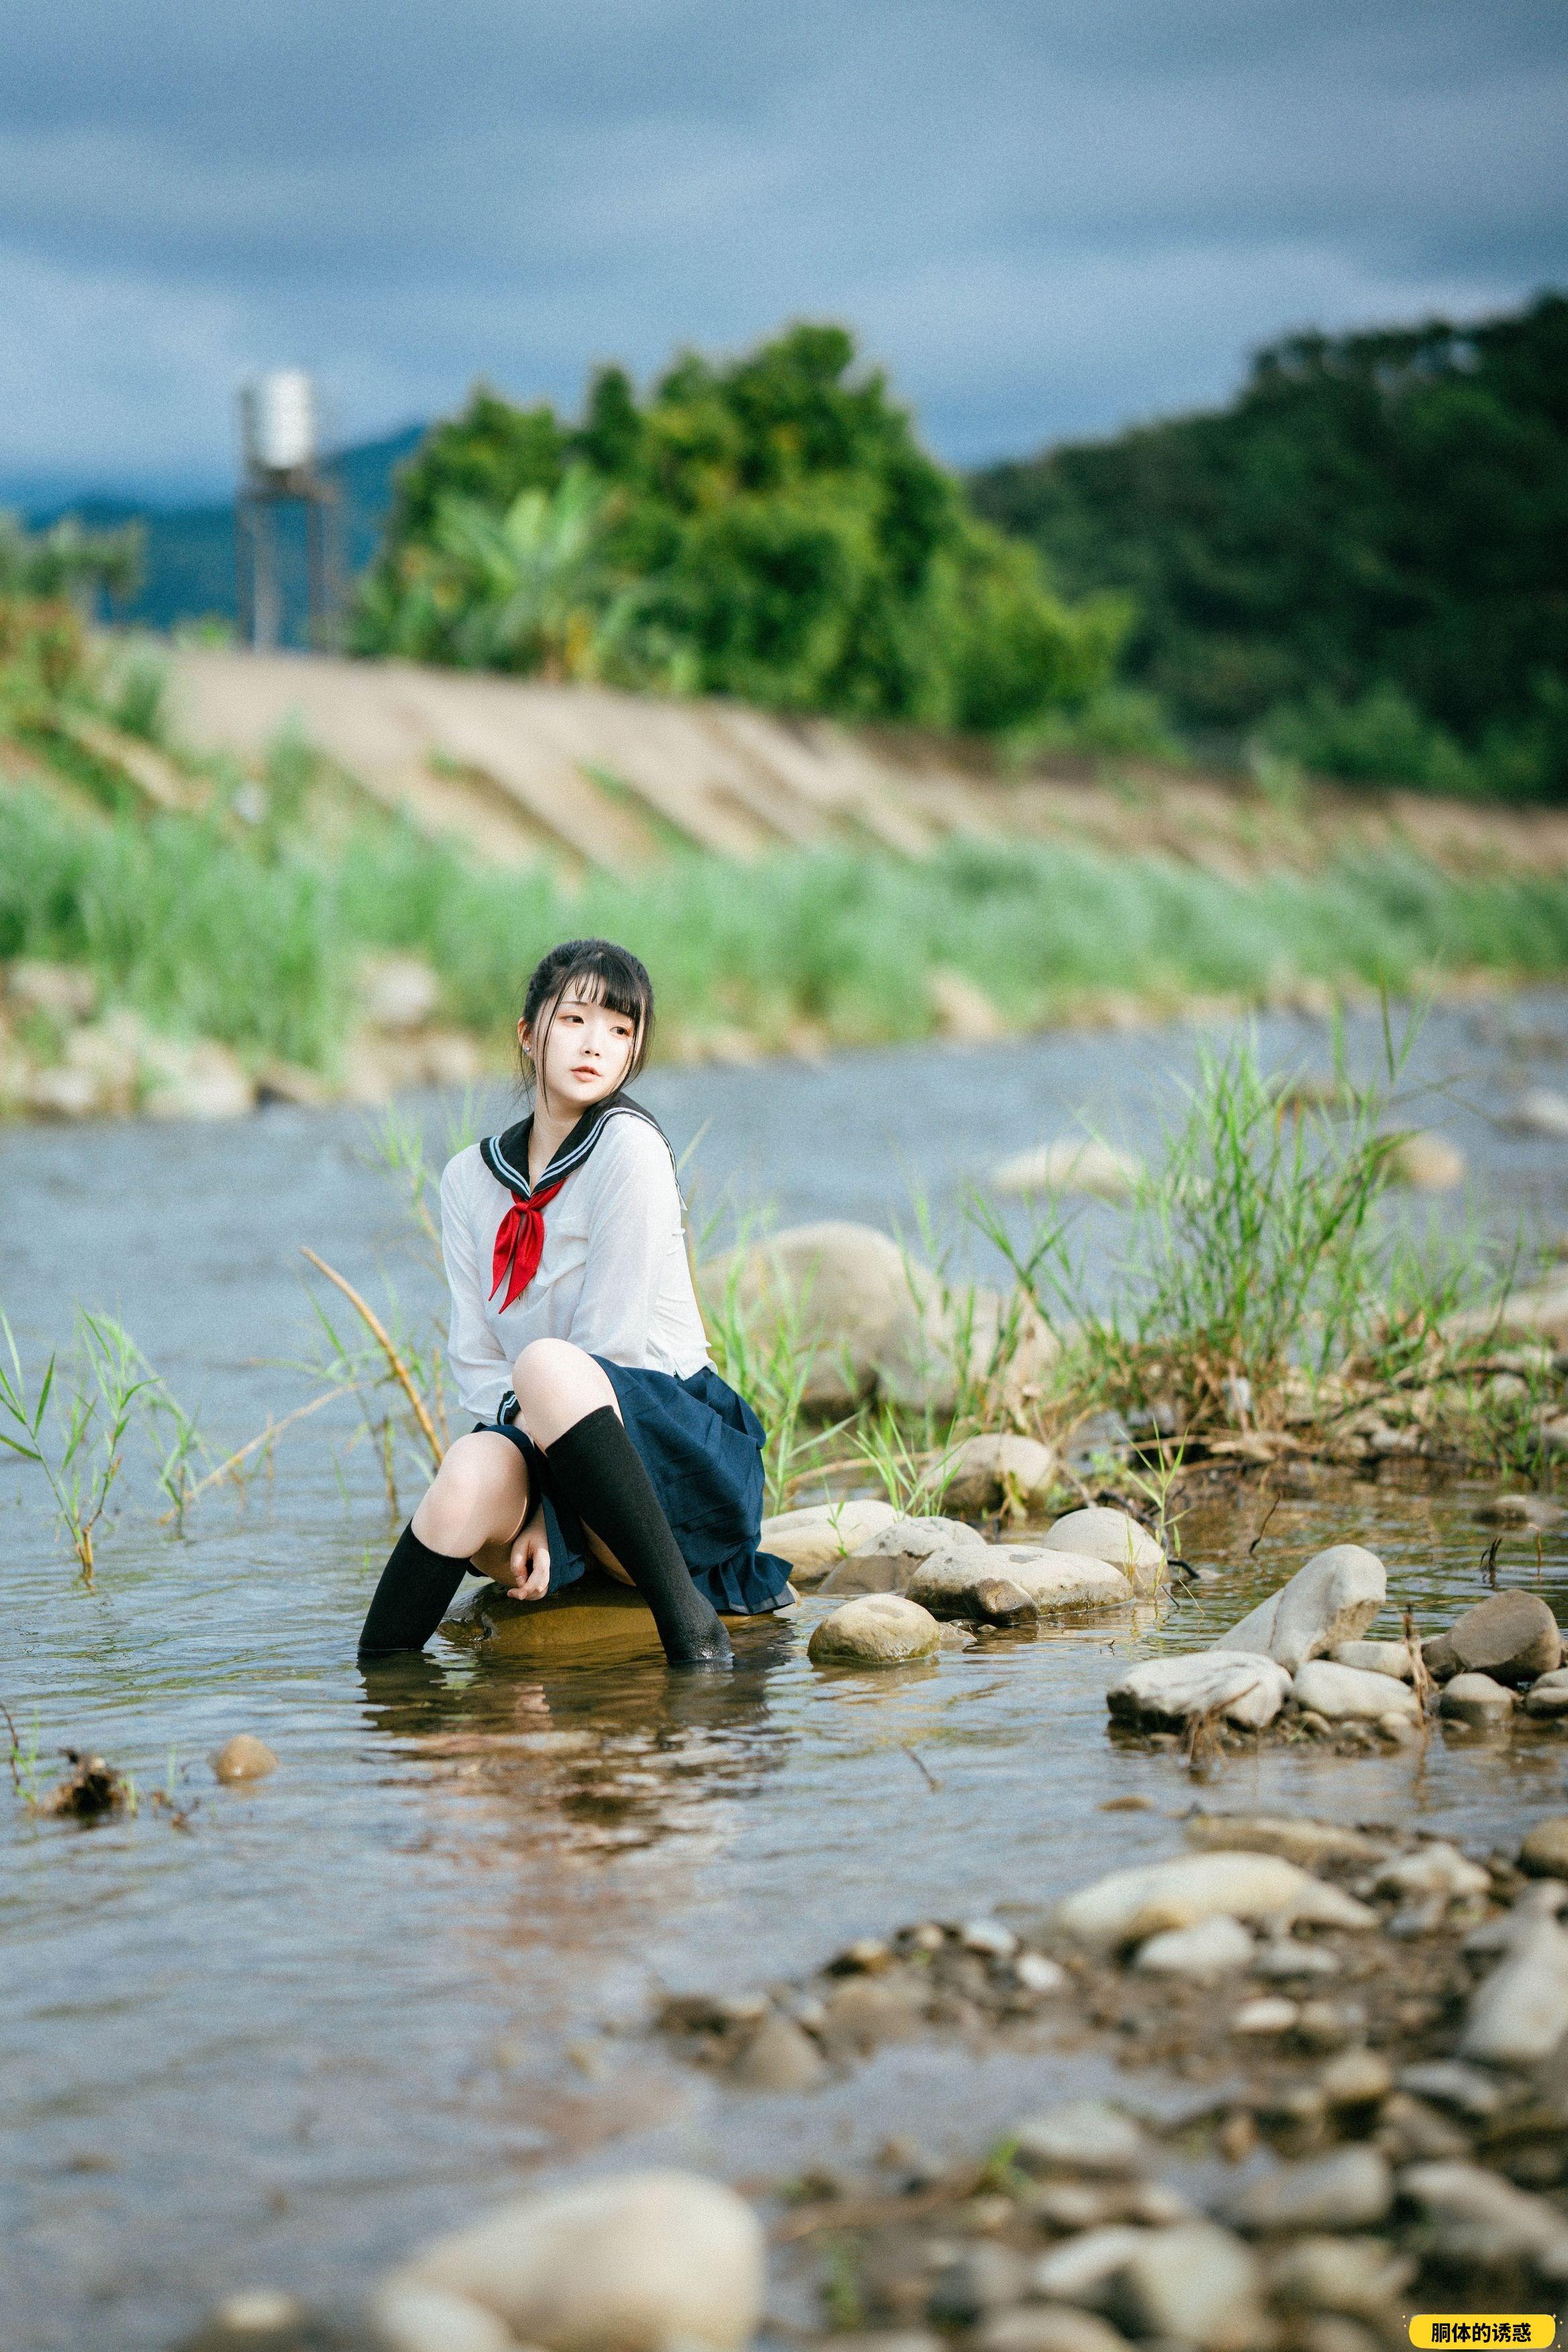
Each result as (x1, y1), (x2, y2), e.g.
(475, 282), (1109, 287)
(511, 1338), (618, 1449)
(412, 1432), (528, 1557)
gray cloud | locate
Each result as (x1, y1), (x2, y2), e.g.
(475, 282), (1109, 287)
(0, 0), (1564, 492)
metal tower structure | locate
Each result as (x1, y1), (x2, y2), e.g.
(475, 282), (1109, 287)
(235, 371), (342, 650)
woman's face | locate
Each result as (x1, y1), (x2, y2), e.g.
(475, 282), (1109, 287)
(521, 987), (638, 1117)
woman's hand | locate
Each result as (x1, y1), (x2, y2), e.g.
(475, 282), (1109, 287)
(498, 1508), (550, 1602)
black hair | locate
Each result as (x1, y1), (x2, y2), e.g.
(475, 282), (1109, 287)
(519, 938), (654, 1110)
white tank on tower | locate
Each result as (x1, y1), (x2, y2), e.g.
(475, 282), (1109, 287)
(240, 370), (317, 477)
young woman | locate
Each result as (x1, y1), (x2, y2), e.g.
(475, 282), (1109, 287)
(358, 937), (791, 1668)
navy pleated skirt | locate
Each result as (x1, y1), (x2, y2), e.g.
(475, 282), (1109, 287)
(477, 1359), (793, 1616)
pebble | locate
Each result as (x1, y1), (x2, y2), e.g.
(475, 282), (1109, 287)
(210, 1734), (279, 1783)
(1459, 1911), (1568, 2066)
(1523, 1671), (1568, 1718)
(1232, 1997), (1299, 2035)
(1251, 1937), (1341, 1981)
(1374, 1843), (1490, 1900)
(1183, 1813), (1385, 1867)
(1424, 1588), (1563, 1685)
(373, 2285), (516, 2352)
(807, 1595), (941, 1666)
(1398, 2160), (1568, 2269)
(960, 1919), (1018, 1958)
(821, 1975), (927, 2051)
(1508, 1085), (1568, 1138)
(1385, 1130), (1466, 1189)
(938, 1432), (1059, 1517)
(928, 2244), (1032, 2322)
(1294, 1998), (1363, 2051)
(1520, 1816), (1568, 1877)
(1030, 2225), (1148, 2303)
(1265, 2235), (1414, 2318)
(975, 2312), (1133, 2352)
(1211, 1542), (1385, 1673)
(1228, 2147), (1393, 2233)
(1133, 1915), (1255, 1981)
(1104, 1651), (1292, 1732)
(1438, 1671), (1517, 1726)
(1318, 2048), (1393, 2107)
(1290, 1659), (1420, 1723)
(1057, 1850), (1374, 1946)
(1110, 2222), (1266, 2351)
(729, 2012), (828, 2091)
(1395, 2060), (1509, 2118)
(1041, 1508), (1166, 1594)
(1014, 1952), (1068, 1995)
(969, 1576), (1040, 1628)
(1325, 1639), (1414, 1679)
(1012, 2100), (1147, 2177)
(387, 2169), (765, 2351)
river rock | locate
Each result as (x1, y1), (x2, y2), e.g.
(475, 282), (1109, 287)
(820, 1514), (988, 1595)
(1042, 1508), (1165, 1594)
(1326, 1640), (1414, 1679)
(729, 2012), (828, 2091)
(912, 1546), (1130, 1619)
(1508, 1085), (1568, 1139)
(698, 1222), (1056, 1414)
(1375, 1844), (1489, 1900)
(1228, 2147), (1392, 2235)
(1424, 1589), (1563, 1684)
(1184, 1813), (1386, 1867)
(1265, 2235), (1413, 2319)
(141, 1037), (256, 1121)
(1523, 1671), (1568, 1719)
(807, 1595), (941, 1667)
(1106, 1652), (1291, 1731)
(1439, 1672), (1516, 1727)
(211, 1734), (279, 1783)
(1398, 2161), (1568, 2269)
(1108, 2224), (1265, 2351)
(1056, 1851), (1373, 1947)
(373, 2285), (516, 2352)
(388, 2169), (765, 2351)
(1234, 1996), (1298, 2035)
(1013, 2100), (1148, 2176)
(1477, 1493), (1564, 1529)
(1384, 1130), (1465, 1190)
(758, 1500), (899, 1583)
(938, 1432), (1059, 1516)
(976, 2312), (1133, 2352)
(1459, 1912), (1568, 2067)
(820, 1973), (928, 2050)
(1520, 1817), (1568, 1877)
(928, 2243), (1032, 2322)
(6, 957), (97, 1023)
(1290, 1660), (1420, 1724)
(1212, 1544), (1385, 1673)
(1133, 1915), (1254, 1980)
(991, 1138), (1140, 1200)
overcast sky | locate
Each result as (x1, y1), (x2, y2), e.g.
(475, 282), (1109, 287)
(1, 0), (1565, 501)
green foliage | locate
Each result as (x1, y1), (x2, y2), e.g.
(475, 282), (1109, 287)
(0, 511), (142, 605)
(356, 323), (1122, 734)
(971, 293), (1568, 795)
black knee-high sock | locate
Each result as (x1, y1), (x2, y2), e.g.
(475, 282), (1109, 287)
(358, 1523), (471, 1656)
(546, 1407), (732, 1667)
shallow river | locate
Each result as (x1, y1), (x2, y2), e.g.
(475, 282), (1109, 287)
(4, 995), (1568, 2352)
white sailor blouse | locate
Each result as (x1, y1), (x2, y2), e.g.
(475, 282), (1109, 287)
(440, 1093), (710, 1426)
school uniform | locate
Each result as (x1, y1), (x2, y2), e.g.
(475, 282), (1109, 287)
(442, 1090), (791, 1614)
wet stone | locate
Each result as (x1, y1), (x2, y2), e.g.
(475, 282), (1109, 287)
(211, 1734), (279, 1783)
(807, 1596), (941, 1666)
(926, 2243), (1031, 2322)
(1291, 1659), (1420, 1723)
(1212, 1542), (1385, 1673)
(1041, 1508), (1165, 1594)
(1107, 2222), (1266, 2352)
(728, 2011), (828, 2091)
(1326, 1639), (1414, 1679)
(975, 2312), (1134, 2352)
(1105, 1651), (1291, 1732)
(1012, 2099), (1147, 2177)
(1520, 1816), (1568, 1877)
(1439, 1671), (1517, 1726)
(1426, 1589), (1563, 1685)
(1228, 2146), (1393, 2234)
(1523, 1671), (1568, 1718)
(1133, 1915), (1254, 1981)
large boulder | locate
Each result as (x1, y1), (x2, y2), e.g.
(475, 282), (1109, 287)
(1056, 1851), (1374, 1947)
(807, 1594), (941, 1667)
(1422, 1589), (1562, 1686)
(912, 1544), (1130, 1619)
(818, 1514), (987, 1595)
(1107, 1651), (1291, 1732)
(697, 1222), (1057, 1413)
(1044, 1508), (1166, 1594)
(938, 1432), (1059, 1518)
(1211, 1544), (1384, 1673)
(991, 1138), (1141, 1200)
(758, 1499), (898, 1584)
(384, 2169), (765, 2352)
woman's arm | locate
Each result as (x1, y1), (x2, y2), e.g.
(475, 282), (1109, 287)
(567, 1118), (682, 1365)
(440, 1157), (514, 1423)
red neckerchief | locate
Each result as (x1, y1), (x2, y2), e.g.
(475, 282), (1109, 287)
(479, 1093), (670, 1313)
(489, 1172), (569, 1310)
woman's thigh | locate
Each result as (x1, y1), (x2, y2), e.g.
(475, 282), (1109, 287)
(414, 1430), (532, 1561)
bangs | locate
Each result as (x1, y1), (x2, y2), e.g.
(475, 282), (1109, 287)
(552, 949), (648, 1030)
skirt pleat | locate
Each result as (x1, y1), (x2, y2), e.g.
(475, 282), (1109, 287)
(478, 1358), (791, 1615)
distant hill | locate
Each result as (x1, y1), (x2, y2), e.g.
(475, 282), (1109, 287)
(971, 293), (1568, 797)
(28, 425), (424, 641)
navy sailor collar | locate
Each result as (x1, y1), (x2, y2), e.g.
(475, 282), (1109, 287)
(479, 1091), (673, 1200)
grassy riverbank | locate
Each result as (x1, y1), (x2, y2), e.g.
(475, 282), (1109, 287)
(7, 782), (1568, 1077)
